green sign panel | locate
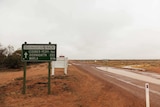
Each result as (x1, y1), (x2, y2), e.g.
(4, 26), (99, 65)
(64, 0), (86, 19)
(22, 44), (57, 62)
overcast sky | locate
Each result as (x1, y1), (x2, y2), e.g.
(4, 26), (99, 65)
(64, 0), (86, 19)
(1, 0), (160, 59)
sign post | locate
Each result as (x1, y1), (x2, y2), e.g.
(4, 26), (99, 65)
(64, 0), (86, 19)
(22, 62), (27, 94)
(22, 42), (57, 94)
(48, 62), (51, 94)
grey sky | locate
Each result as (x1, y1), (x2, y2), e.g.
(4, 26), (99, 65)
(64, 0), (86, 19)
(0, 0), (160, 59)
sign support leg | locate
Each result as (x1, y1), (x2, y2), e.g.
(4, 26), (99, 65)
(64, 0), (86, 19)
(22, 62), (27, 94)
(48, 61), (51, 94)
(52, 61), (55, 76)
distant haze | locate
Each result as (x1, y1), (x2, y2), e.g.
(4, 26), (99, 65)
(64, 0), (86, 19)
(1, 0), (160, 59)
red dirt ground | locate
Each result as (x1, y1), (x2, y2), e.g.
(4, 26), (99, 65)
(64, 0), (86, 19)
(0, 63), (145, 107)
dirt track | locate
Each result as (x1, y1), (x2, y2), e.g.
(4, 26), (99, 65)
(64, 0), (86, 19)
(0, 62), (145, 107)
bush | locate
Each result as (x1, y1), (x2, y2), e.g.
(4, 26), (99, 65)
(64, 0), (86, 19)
(0, 49), (6, 68)
(4, 54), (22, 69)
(0, 54), (6, 67)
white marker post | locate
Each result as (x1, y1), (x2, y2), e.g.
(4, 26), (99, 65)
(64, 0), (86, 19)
(145, 83), (150, 107)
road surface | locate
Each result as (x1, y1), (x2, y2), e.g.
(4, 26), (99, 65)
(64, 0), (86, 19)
(71, 61), (160, 107)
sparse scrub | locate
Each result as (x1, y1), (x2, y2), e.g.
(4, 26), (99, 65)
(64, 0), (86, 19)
(4, 54), (22, 69)
(0, 43), (22, 69)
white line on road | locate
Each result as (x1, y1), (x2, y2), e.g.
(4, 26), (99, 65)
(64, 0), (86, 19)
(105, 74), (160, 96)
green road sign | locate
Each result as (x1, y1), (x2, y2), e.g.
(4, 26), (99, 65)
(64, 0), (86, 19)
(22, 43), (57, 62)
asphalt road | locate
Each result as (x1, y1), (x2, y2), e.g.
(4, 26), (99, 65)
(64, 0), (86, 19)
(71, 61), (160, 107)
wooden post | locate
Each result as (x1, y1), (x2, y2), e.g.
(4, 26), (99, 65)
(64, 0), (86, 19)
(48, 61), (51, 94)
(22, 62), (27, 94)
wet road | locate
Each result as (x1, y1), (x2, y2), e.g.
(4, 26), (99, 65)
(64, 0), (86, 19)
(97, 67), (160, 85)
(71, 62), (160, 107)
